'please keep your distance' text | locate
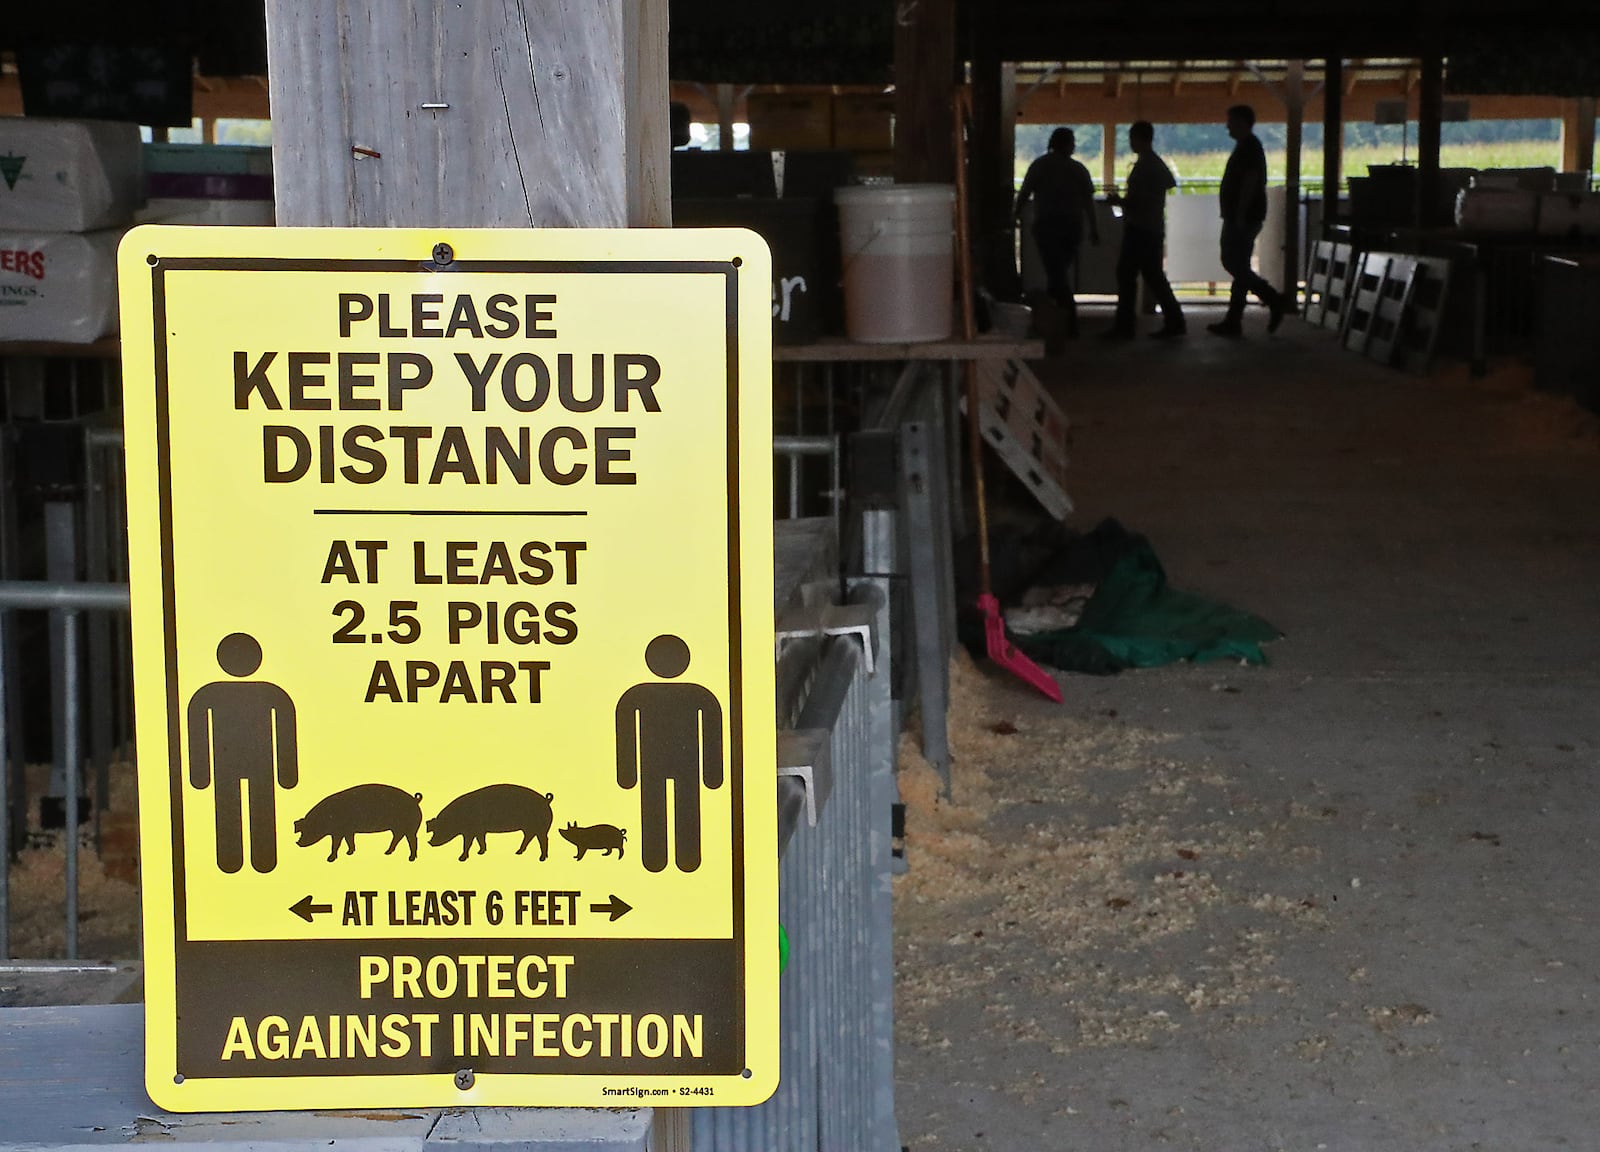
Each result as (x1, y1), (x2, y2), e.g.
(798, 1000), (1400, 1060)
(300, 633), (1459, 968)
(229, 292), (674, 487)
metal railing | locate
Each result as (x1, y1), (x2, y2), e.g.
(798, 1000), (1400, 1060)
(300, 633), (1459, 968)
(0, 582), (130, 960)
(774, 433), (841, 522)
(1, 385), (136, 962)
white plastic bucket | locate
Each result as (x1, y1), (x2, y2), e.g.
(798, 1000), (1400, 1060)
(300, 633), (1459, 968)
(834, 183), (955, 342)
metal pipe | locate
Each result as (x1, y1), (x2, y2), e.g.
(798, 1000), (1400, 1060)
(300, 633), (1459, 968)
(771, 436), (835, 455)
(63, 609), (80, 960)
(792, 366), (805, 519)
(85, 440), (110, 851)
(0, 583), (130, 612)
(44, 502), (76, 812)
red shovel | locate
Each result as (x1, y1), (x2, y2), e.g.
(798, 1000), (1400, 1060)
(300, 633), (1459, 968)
(954, 89), (1062, 704)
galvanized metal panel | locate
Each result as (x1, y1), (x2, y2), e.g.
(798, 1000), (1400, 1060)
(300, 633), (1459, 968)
(0, 1004), (656, 1151)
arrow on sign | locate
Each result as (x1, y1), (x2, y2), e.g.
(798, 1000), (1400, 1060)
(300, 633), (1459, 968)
(590, 895), (633, 922)
(290, 895), (333, 923)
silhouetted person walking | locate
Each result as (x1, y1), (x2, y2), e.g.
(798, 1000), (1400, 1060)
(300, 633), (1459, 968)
(1103, 121), (1185, 339)
(615, 634), (723, 873)
(1015, 127), (1100, 337)
(1209, 103), (1288, 337)
(187, 632), (298, 874)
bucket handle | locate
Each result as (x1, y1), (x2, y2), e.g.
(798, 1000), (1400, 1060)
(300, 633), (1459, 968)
(840, 221), (888, 280)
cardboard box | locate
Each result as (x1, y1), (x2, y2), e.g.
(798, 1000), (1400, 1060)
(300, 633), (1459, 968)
(832, 93), (895, 153)
(747, 93), (832, 152)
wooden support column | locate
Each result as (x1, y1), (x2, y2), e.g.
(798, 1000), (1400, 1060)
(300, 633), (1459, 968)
(1561, 96), (1597, 176)
(264, 0), (670, 228)
(1283, 60), (1304, 302)
(716, 83), (736, 151)
(894, 0), (957, 184)
(970, 28), (1007, 252)
(1579, 96), (1597, 179)
(1417, 53), (1444, 227)
(1101, 122), (1117, 192)
(1000, 61), (1018, 193)
(996, 61), (1020, 295)
(1323, 55), (1343, 222)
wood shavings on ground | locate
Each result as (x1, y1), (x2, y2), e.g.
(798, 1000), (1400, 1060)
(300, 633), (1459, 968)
(1435, 360), (1600, 454)
(895, 653), (1326, 1055)
(8, 837), (140, 959)
(8, 758), (141, 959)
(1366, 1002), (1434, 1029)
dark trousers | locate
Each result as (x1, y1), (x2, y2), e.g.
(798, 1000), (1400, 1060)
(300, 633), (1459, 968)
(1034, 216), (1083, 334)
(1220, 220), (1281, 321)
(1114, 226), (1184, 333)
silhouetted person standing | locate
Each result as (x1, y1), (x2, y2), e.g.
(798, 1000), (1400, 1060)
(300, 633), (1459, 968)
(187, 632), (298, 874)
(1209, 103), (1288, 337)
(1015, 127), (1100, 337)
(1104, 121), (1186, 339)
(615, 634), (723, 874)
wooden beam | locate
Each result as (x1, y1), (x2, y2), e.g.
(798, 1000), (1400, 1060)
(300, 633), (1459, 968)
(716, 83), (735, 151)
(894, 0), (956, 184)
(264, 0), (668, 228)
(1170, 63), (1185, 98)
(1282, 60), (1304, 302)
(1014, 82), (1563, 128)
(1417, 53), (1443, 226)
(971, 27), (1009, 271)
(623, 0), (669, 225)
(1324, 56), (1344, 220)
(1560, 96), (1597, 175)
(1107, 63), (1126, 101)
(1580, 97), (1597, 177)
(1001, 62), (1019, 188)
(1345, 59), (1364, 97)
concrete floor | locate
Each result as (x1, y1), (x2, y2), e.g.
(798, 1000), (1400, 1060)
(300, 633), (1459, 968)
(892, 301), (1600, 1151)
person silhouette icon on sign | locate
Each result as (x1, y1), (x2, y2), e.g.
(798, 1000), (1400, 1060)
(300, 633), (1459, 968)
(615, 634), (723, 873)
(186, 632), (299, 874)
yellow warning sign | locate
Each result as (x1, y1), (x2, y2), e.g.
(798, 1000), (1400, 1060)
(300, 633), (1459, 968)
(118, 227), (777, 1112)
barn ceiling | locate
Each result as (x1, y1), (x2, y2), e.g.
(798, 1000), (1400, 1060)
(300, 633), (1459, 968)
(2, 1), (1598, 95)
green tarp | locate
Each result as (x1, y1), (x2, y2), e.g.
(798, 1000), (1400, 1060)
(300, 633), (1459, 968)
(1014, 534), (1280, 676)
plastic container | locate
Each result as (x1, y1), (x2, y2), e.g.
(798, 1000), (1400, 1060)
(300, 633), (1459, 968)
(0, 118), (144, 232)
(0, 228), (123, 342)
(988, 299), (1033, 338)
(1455, 188), (1538, 233)
(834, 183), (955, 343)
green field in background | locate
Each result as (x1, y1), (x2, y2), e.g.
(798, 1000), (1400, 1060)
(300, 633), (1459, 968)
(1020, 140), (1567, 190)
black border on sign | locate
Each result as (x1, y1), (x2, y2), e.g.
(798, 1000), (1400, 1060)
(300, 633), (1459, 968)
(148, 254), (748, 1077)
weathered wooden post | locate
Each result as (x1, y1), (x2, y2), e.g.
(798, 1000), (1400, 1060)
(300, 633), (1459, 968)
(260, 5), (684, 1147)
(893, 0), (956, 185)
(265, 0), (669, 229)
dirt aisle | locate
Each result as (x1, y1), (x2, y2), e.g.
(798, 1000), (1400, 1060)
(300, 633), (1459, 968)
(893, 309), (1600, 1151)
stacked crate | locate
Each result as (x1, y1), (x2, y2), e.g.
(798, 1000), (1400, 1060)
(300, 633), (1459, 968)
(0, 118), (144, 343)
